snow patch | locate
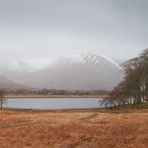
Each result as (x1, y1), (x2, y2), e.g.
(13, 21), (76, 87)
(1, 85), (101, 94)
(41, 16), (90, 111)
(100, 55), (122, 69)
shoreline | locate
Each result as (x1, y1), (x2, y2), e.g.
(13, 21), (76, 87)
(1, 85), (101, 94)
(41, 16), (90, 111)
(5, 94), (107, 99)
(2, 108), (102, 113)
(2, 107), (148, 113)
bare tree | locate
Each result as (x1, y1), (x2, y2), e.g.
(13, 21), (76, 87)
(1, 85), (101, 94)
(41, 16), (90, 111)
(0, 90), (6, 109)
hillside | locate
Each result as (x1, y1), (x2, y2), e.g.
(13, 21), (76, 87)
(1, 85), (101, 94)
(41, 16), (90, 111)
(0, 76), (29, 90)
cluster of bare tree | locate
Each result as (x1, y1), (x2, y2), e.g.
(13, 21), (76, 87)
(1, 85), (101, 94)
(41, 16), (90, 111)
(103, 49), (148, 108)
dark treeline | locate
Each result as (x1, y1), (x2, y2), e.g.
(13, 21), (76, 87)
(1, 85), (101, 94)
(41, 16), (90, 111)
(103, 49), (148, 108)
(7, 89), (110, 96)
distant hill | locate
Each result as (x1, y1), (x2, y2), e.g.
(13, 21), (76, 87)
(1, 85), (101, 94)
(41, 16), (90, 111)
(0, 76), (29, 90)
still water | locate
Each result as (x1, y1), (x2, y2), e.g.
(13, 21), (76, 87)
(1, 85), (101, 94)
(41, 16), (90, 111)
(4, 98), (103, 110)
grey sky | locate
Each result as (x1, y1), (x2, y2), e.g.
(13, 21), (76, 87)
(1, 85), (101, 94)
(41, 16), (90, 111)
(0, 0), (148, 66)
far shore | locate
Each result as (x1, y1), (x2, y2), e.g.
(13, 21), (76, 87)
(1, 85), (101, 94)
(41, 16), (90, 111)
(5, 94), (108, 99)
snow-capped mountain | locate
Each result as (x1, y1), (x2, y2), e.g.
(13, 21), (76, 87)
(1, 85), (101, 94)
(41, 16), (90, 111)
(46, 53), (122, 72)
(19, 53), (124, 90)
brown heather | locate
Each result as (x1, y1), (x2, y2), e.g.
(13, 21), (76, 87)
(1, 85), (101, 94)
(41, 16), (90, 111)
(0, 109), (148, 148)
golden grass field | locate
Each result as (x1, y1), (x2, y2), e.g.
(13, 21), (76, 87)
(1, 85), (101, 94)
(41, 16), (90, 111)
(0, 109), (148, 148)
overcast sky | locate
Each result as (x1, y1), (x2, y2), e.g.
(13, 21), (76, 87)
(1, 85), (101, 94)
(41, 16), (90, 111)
(0, 0), (148, 66)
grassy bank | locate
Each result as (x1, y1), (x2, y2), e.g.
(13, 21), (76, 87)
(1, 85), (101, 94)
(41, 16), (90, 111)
(0, 109), (148, 147)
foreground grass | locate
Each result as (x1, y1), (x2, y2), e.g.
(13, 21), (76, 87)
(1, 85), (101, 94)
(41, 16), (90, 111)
(0, 109), (148, 148)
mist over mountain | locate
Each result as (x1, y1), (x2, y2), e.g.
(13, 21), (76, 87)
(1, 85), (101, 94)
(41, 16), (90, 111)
(0, 76), (29, 90)
(0, 53), (124, 90)
(11, 53), (124, 91)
